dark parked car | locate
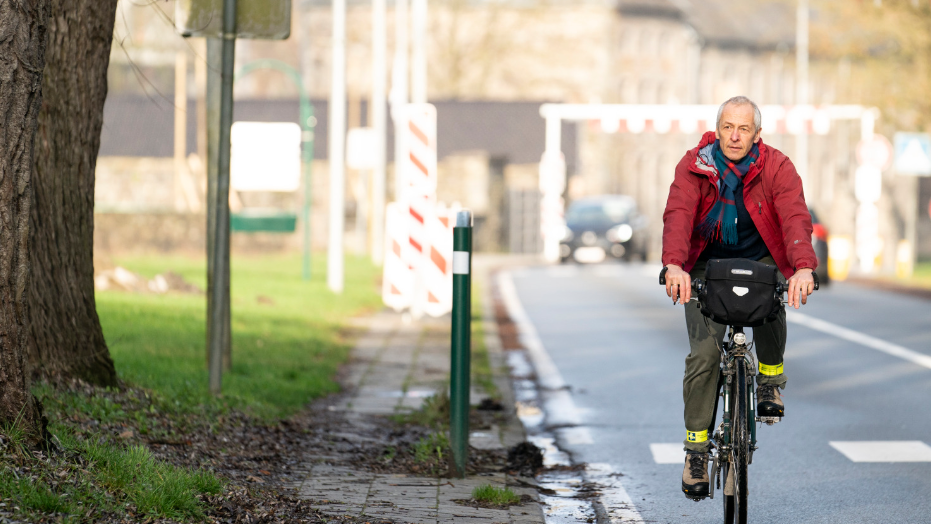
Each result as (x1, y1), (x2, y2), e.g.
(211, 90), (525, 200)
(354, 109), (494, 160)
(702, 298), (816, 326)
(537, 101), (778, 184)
(809, 208), (829, 285)
(559, 195), (648, 263)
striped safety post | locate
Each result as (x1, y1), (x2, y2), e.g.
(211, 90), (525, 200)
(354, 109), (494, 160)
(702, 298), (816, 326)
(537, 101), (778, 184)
(450, 209), (472, 478)
(404, 104), (437, 318)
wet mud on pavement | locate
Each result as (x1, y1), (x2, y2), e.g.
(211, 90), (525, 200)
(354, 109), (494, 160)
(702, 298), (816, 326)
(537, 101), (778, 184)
(492, 269), (645, 524)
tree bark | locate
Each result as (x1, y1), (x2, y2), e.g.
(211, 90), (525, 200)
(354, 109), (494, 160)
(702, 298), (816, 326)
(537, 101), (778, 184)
(27, 0), (119, 387)
(0, 0), (50, 444)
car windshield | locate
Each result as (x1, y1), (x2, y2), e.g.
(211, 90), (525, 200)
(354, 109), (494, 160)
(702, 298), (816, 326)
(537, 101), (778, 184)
(566, 199), (633, 226)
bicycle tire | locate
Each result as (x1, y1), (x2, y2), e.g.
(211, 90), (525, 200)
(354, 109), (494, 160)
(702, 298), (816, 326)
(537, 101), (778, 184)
(732, 359), (750, 524)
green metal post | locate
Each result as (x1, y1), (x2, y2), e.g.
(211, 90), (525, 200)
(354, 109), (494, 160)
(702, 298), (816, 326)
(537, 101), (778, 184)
(234, 59), (314, 280)
(450, 210), (473, 478)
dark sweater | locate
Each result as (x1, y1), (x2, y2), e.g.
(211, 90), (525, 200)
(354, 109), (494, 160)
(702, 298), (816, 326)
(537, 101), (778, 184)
(699, 179), (770, 261)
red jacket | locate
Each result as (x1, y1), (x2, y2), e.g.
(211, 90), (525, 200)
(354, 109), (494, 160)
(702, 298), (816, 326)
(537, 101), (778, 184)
(662, 131), (817, 279)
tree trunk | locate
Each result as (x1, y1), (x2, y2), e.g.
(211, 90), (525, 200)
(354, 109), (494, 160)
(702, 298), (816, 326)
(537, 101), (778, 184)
(0, 0), (50, 444)
(27, 0), (119, 387)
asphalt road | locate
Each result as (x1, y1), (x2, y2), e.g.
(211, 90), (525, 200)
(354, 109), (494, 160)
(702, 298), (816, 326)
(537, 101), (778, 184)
(508, 262), (931, 524)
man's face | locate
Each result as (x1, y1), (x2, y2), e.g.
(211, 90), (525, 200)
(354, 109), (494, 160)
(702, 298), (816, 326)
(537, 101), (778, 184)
(715, 103), (761, 161)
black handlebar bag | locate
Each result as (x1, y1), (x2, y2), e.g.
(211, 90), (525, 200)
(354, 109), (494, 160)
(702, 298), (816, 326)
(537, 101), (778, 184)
(698, 258), (782, 327)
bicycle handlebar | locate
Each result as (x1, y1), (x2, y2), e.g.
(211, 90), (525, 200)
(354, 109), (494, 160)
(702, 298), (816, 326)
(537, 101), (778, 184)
(774, 272), (820, 294)
(659, 267), (819, 294)
(658, 267), (703, 293)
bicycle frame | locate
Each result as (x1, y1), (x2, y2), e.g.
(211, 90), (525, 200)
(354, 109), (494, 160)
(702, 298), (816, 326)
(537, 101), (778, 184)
(707, 325), (758, 501)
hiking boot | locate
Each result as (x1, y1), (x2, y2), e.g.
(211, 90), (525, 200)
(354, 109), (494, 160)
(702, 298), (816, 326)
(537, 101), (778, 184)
(682, 451), (710, 499)
(757, 384), (784, 417)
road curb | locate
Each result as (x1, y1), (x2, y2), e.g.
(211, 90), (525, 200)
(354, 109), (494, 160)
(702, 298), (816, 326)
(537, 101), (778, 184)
(845, 276), (931, 301)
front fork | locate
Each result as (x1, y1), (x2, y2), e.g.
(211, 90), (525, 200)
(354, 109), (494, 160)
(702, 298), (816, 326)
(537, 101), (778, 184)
(708, 326), (758, 499)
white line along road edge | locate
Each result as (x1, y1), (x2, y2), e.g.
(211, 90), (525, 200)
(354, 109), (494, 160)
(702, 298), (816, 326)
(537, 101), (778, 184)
(496, 271), (589, 438)
(786, 311), (931, 370)
(497, 271), (644, 523)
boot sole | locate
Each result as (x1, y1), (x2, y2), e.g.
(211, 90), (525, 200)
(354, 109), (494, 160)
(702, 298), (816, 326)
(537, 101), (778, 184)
(757, 401), (784, 417)
(682, 481), (709, 499)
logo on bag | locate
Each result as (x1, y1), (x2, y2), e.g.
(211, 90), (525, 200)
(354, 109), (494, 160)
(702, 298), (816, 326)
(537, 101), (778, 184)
(731, 269), (753, 275)
(732, 286), (749, 296)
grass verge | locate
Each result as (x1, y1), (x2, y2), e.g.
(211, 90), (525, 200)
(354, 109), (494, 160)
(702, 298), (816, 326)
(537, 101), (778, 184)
(0, 252), (381, 522)
(894, 261), (931, 290)
(99, 253), (383, 421)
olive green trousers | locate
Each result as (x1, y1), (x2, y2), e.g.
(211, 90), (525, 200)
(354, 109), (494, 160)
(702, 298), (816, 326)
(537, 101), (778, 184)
(682, 256), (787, 452)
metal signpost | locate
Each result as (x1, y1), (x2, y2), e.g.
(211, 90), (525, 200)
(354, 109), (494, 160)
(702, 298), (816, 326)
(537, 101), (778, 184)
(177, 0), (291, 395)
(450, 210), (472, 478)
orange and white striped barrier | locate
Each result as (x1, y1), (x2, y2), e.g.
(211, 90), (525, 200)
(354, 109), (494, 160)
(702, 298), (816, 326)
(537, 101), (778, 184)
(405, 104), (438, 193)
(382, 202), (413, 311)
(420, 202), (459, 318)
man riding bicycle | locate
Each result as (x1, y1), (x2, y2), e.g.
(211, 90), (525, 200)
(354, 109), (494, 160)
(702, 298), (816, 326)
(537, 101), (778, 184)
(661, 96), (817, 500)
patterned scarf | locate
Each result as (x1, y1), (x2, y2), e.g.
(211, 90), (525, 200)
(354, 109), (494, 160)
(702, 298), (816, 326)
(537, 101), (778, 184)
(697, 140), (759, 245)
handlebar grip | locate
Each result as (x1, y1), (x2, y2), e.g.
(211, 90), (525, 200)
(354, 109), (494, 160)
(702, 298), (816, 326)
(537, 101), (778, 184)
(775, 272), (819, 296)
(659, 266), (668, 285)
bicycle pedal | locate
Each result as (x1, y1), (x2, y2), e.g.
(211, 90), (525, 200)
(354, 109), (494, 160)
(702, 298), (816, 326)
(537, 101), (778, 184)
(758, 416), (782, 425)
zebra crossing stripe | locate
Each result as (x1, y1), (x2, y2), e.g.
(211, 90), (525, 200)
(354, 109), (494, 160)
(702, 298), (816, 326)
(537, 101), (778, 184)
(649, 441), (931, 464)
(829, 441), (931, 462)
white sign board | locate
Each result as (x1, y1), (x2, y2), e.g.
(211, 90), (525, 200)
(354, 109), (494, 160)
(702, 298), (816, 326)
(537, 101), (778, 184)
(231, 122), (301, 192)
(894, 132), (931, 176)
(346, 127), (377, 170)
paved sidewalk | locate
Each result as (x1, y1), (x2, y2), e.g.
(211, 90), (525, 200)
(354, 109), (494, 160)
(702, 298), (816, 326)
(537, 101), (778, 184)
(292, 309), (546, 524)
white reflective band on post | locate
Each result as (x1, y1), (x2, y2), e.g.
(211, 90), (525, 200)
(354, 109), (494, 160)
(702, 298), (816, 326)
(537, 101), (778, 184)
(452, 251), (470, 274)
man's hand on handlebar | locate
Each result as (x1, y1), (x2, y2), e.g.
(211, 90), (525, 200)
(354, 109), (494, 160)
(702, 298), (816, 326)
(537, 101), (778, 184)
(663, 264), (692, 305)
(786, 268), (815, 309)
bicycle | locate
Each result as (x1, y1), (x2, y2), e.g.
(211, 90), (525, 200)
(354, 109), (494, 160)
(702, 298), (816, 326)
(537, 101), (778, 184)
(660, 264), (819, 524)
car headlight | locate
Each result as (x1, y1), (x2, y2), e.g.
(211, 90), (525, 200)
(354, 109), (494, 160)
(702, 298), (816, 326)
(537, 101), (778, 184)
(560, 226), (574, 242)
(606, 224), (633, 243)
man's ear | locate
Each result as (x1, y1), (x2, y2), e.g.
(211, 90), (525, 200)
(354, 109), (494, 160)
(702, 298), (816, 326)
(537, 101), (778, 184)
(715, 129), (721, 141)
(753, 129), (761, 144)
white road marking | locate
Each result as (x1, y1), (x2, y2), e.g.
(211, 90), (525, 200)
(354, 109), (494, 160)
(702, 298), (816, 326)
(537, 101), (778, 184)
(497, 271), (594, 445)
(498, 271), (568, 391)
(500, 270), (636, 522)
(829, 441), (931, 462)
(587, 463), (645, 523)
(650, 443), (686, 464)
(786, 311), (931, 371)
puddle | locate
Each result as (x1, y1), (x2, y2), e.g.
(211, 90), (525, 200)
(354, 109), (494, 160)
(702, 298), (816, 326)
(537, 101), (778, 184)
(516, 402), (544, 428)
(541, 496), (596, 523)
(507, 351), (536, 378)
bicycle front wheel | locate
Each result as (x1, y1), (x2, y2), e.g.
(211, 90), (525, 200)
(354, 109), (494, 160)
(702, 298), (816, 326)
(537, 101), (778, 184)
(730, 359), (750, 524)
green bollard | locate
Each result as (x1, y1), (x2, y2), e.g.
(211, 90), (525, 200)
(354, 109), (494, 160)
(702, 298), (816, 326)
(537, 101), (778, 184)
(450, 209), (472, 478)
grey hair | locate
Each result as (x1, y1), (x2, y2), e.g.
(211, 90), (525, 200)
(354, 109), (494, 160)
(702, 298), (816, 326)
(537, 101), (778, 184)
(716, 96), (762, 132)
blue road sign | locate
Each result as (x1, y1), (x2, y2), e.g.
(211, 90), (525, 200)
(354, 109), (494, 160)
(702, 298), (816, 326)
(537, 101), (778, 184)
(894, 132), (931, 176)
